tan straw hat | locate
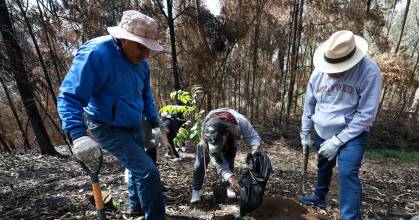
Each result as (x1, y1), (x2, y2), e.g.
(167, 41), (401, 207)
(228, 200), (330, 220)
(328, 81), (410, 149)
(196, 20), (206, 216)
(107, 10), (164, 51)
(313, 30), (368, 73)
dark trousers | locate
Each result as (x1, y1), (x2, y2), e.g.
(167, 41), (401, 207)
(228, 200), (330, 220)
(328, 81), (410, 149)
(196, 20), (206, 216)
(167, 134), (180, 158)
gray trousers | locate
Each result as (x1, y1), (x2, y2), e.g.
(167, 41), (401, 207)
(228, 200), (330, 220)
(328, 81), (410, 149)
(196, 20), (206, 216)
(191, 142), (235, 190)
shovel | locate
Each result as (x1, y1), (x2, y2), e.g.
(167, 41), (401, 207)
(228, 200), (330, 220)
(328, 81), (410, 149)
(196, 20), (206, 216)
(301, 146), (309, 193)
(77, 149), (106, 220)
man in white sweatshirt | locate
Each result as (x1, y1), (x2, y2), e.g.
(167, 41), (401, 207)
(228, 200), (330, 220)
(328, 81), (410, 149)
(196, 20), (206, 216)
(299, 30), (382, 220)
(190, 108), (261, 203)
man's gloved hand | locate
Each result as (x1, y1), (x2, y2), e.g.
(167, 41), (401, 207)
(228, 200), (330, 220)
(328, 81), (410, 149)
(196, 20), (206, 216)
(73, 136), (101, 162)
(251, 145), (260, 154)
(318, 135), (344, 161)
(152, 127), (162, 145)
(228, 175), (240, 194)
(300, 132), (314, 150)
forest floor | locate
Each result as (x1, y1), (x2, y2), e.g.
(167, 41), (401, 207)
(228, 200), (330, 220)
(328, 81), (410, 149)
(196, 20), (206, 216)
(0, 132), (418, 220)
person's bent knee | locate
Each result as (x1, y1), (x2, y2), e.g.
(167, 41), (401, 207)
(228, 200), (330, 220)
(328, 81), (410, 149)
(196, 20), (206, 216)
(194, 157), (205, 169)
(132, 164), (160, 184)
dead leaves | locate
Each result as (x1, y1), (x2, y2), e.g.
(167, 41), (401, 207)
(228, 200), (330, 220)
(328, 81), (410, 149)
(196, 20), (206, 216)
(0, 141), (418, 219)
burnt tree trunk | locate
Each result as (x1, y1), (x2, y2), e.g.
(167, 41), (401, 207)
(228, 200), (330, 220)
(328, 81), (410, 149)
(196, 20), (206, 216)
(36, 0), (63, 83)
(394, 0), (410, 54)
(386, 0), (398, 38)
(0, 0), (59, 155)
(286, 0), (304, 121)
(0, 76), (31, 150)
(0, 131), (12, 153)
(167, 0), (180, 90)
(157, 0), (180, 90)
(250, 0), (262, 120)
(17, 0), (57, 107)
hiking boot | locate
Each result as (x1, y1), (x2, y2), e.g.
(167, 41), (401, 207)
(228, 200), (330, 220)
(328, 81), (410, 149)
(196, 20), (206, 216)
(298, 192), (326, 208)
(128, 205), (144, 218)
(227, 186), (237, 199)
(190, 189), (203, 204)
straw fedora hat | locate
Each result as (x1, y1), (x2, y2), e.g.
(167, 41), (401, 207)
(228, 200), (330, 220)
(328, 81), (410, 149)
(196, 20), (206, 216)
(313, 30), (368, 74)
(107, 10), (164, 51)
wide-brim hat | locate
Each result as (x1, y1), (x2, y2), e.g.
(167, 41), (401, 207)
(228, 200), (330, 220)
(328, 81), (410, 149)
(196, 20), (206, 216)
(107, 10), (164, 51)
(313, 30), (368, 74)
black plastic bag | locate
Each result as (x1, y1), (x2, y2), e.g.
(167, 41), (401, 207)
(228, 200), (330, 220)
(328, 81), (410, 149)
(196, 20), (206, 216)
(239, 152), (272, 216)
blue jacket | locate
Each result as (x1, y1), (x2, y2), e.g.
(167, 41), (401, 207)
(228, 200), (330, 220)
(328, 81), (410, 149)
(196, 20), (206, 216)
(57, 35), (158, 140)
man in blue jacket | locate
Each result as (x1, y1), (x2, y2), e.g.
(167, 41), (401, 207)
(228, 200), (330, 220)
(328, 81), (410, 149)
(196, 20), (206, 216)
(57, 10), (165, 219)
(299, 30), (382, 220)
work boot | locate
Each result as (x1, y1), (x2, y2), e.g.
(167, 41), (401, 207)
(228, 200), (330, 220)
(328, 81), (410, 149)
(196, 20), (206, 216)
(128, 204), (144, 218)
(227, 186), (237, 199)
(298, 192), (326, 208)
(190, 189), (203, 204)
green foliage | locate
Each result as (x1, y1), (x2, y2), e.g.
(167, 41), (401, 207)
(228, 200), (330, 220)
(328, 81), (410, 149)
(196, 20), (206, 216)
(36, 186), (44, 200)
(365, 149), (419, 163)
(161, 85), (204, 146)
(112, 200), (122, 209)
(170, 90), (191, 105)
(159, 105), (195, 116)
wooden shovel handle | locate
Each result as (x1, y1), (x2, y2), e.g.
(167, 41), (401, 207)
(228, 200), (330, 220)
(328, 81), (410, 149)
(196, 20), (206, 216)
(92, 182), (105, 210)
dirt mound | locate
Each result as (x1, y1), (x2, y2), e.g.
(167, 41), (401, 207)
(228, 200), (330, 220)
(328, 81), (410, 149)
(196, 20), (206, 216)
(245, 197), (324, 220)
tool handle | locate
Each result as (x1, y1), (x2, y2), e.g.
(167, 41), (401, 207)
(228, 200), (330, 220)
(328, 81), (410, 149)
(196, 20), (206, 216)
(302, 147), (309, 192)
(92, 182), (105, 210)
(77, 149), (106, 219)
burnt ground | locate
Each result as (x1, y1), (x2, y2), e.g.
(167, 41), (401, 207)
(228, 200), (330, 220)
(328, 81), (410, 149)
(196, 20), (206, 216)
(0, 134), (418, 220)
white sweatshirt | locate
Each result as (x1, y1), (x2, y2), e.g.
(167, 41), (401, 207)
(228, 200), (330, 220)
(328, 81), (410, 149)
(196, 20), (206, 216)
(301, 57), (382, 144)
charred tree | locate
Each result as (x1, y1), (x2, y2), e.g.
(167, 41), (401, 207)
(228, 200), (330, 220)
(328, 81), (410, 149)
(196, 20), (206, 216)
(16, 0), (57, 107)
(0, 76), (31, 150)
(394, 0), (410, 53)
(0, 0), (59, 155)
(156, 0), (181, 90)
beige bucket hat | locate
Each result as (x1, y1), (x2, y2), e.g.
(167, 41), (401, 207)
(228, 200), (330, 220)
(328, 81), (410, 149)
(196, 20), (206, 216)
(313, 30), (368, 74)
(107, 10), (164, 51)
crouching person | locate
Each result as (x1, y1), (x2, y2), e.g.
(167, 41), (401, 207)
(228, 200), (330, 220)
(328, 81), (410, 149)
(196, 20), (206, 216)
(190, 108), (262, 203)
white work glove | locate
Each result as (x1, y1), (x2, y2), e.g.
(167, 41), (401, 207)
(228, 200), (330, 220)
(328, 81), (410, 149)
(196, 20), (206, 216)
(72, 136), (101, 162)
(152, 127), (162, 145)
(124, 168), (129, 183)
(251, 145), (260, 154)
(318, 135), (344, 161)
(300, 133), (314, 150)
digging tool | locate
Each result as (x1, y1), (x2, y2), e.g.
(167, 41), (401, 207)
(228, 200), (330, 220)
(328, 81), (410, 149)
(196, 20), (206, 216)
(301, 146), (309, 193)
(77, 149), (106, 220)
